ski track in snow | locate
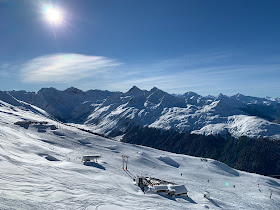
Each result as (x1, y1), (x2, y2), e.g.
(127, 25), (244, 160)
(0, 101), (279, 209)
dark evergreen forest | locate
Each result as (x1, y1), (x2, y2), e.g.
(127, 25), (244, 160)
(122, 126), (280, 177)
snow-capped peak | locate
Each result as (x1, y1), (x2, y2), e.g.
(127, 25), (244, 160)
(3, 87), (280, 139)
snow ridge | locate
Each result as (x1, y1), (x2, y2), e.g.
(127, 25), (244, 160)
(3, 87), (280, 139)
(0, 99), (279, 209)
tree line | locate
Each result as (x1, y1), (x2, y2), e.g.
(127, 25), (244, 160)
(122, 126), (280, 176)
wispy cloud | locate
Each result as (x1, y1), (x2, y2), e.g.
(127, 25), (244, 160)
(20, 53), (121, 83)
(0, 63), (18, 78)
(96, 51), (280, 96)
(2, 50), (280, 97)
(0, 70), (10, 77)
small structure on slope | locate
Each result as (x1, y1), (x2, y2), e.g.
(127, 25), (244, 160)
(204, 191), (210, 199)
(14, 120), (57, 130)
(82, 155), (101, 163)
(14, 120), (48, 126)
(149, 184), (188, 197)
(134, 176), (188, 197)
(82, 155), (105, 170)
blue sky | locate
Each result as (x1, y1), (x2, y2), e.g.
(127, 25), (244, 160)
(0, 0), (280, 97)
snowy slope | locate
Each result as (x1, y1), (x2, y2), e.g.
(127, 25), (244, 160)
(7, 88), (115, 122)
(0, 96), (280, 209)
(84, 88), (280, 139)
(192, 115), (280, 139)
(6, 87), (280, 139)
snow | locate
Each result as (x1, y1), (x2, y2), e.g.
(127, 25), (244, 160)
(157, 156), (180, 168)
(168, 184), (188, 195)
(4, 87), (280, 139)
(0, 99), (280, 209)
(192, 115), (280, 139)
(150, 185), (169, 193)
(94, 204), (129, 210)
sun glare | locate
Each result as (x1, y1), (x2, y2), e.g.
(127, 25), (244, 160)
(44, 6), (63, 24)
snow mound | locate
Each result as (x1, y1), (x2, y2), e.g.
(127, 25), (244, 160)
(158, 156), (180, 168)
(208, 160), (239, 177)
(266, 179), (280, 188)
(83, 162), (106, 170)
(105, 145), (119, 151)
(38, 153), (60, 161)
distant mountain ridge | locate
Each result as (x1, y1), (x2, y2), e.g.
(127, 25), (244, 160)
(2, 86), (280, 140)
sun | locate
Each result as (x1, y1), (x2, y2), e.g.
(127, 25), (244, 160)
(44, 6), (63, 24)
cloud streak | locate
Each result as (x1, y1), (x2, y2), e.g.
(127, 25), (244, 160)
(98, 52), (280, 96)
(21, 53), (121, 83)
(2, 50), (280, 97)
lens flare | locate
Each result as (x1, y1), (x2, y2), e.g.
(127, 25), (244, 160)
(44, 5), (63, 24)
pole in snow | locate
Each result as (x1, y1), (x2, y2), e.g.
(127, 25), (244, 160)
(126, 156), (128, 170)
(269, 189), (273, 199)
(122, 155), (129, 170)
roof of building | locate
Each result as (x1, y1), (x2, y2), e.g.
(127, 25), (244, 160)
(151, 185), (169, 192)
(82, 155), (101, 158)
(168, 185), (188, 194)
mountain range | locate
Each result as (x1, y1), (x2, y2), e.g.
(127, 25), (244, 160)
(1, 92), (279, 209)
(2, 86), (280, 140)
(1, 86), (280, 176)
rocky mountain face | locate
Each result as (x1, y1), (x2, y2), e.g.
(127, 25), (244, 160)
(3, 86), (280, 139)
(6, 87), (116, 122)
(1, 87), (280, 176)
